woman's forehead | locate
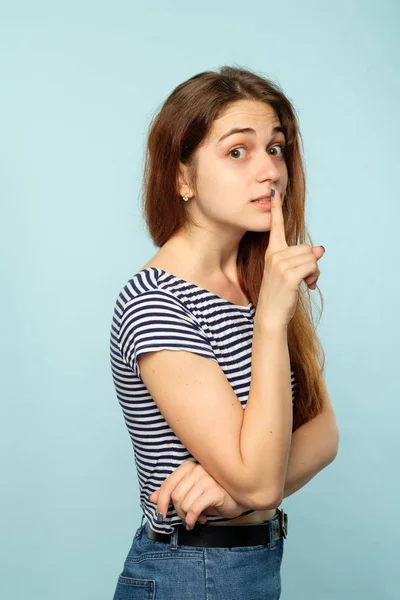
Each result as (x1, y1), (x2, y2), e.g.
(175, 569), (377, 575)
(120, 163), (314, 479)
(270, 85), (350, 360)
(207, 100), (281, 144)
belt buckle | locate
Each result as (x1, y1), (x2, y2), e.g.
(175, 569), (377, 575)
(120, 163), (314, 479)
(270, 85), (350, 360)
(279, 509), (288, 539)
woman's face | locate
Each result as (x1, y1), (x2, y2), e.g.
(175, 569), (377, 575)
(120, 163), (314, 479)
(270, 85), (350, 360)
(184, 99), (288, 234)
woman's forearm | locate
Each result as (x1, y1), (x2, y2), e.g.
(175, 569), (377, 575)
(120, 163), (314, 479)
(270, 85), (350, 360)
(203, 412), (338, 517)
(282, 412), (338, 499)
(239, 325), (293, 508)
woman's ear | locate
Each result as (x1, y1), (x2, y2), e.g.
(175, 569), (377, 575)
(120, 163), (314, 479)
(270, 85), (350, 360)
(177, 161), (193, 198)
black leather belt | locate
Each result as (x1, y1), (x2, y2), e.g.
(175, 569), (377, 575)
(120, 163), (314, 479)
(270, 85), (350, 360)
(145, 508), (288, 548)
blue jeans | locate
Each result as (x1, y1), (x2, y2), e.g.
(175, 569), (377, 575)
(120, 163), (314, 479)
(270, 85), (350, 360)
(112, 512), (284, 599)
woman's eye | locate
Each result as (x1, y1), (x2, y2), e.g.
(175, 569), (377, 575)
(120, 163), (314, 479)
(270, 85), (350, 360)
(228, 144), (286, 160)
(268, 144), (286, 157)
(229, 147), (246, 159)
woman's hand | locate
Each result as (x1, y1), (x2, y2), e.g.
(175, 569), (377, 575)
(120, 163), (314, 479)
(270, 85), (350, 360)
(256, 187), (325, 330)
(148, 460), (249, 530)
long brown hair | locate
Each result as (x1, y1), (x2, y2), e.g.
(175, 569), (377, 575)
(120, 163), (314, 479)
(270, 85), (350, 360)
(140, 65), (325, 431)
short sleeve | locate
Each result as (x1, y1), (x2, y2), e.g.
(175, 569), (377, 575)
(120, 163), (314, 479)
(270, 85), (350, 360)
(117, 289), (218, 379)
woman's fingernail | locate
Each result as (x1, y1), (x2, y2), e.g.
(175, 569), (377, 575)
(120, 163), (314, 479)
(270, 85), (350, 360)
(321, 245), (325, 252)
(156, 512), (164, 522)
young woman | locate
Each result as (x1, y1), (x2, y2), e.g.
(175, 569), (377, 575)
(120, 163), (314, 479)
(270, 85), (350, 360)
(109, 65), (339, 599)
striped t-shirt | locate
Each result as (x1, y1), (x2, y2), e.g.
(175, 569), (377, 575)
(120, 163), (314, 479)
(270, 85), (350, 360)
(109, 267), (297, 534)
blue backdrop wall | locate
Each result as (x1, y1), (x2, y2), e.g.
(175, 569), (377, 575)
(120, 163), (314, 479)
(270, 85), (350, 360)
(1, 1), (398, 598)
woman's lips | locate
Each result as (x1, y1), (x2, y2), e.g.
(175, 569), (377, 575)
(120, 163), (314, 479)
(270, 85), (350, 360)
(252, 194), (272, 201)
(252, 200), (271, 210)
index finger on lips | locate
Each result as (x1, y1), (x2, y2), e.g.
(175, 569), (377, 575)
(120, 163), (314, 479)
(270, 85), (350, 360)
(268, 187), (288, 252)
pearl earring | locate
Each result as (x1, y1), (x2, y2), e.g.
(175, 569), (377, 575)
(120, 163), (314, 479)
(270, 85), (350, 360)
(182, 194), (189, 202)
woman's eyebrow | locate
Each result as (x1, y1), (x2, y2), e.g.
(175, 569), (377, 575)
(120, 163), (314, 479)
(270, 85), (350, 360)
(217, 125), (285, 144)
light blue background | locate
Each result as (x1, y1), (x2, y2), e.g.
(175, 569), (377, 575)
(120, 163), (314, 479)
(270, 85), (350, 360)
(1, 1), (398, 598)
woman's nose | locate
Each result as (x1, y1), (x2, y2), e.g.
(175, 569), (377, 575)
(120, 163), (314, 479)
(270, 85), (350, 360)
(255, 153), (281, 181)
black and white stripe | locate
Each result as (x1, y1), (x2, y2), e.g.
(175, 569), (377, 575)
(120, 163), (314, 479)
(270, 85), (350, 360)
(110, 267), (297, 534)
